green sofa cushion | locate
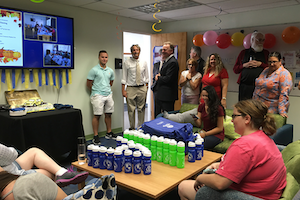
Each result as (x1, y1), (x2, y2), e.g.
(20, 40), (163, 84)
(279, 173), (299, 200)
(224, 116), (241, 140)
(281, 141), (300, 165)
(213, 137), (234, 154)
(271, 114), (287, 129)
(179, 103), (198, 113)
(285, 154), (300, 185)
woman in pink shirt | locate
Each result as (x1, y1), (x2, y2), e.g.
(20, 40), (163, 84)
(178, 99), (286, 200)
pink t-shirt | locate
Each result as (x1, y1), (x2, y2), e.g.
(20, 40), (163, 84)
(216, 130), (286, 200)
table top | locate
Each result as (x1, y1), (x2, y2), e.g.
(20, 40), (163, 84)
(72, 150), (223, 200)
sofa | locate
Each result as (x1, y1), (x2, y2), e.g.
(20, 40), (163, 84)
(157, 103), (293, 154)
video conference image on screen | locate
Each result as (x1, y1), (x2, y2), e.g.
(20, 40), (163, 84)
(24, 13), (57, 42)
(43, 44), (71, 67)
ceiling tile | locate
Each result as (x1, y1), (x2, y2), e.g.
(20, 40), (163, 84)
(108, 9), (148, 17)
(81, 2), (123, 12)
(207, 0), (291, 10)
(171, 11), (228, 20)
(101, 0), (156, 8)
(46, 0), (96, 7)
(156, 5), (218, 18)
(130, 14), (174, 22)
(225, 0), (298, 13)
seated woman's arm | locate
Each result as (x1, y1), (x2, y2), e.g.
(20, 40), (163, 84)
(199, 116), (223, 138)
(194, 112), (202, 128)
(195, 173), (233, 191)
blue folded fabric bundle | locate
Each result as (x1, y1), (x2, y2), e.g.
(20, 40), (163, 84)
(54, 104), (73, 110)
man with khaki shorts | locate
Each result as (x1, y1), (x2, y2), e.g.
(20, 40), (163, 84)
(87, 50), (116, 144)
(122, 44), (149, 130)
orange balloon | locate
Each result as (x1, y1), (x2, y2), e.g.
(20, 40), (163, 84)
(282, 26), (300, 44)
(193, 34), (205, 46)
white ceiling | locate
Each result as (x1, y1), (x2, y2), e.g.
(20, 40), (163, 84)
(45, 0), (300, 22)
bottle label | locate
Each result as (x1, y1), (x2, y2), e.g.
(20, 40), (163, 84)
(188, 151), (195, 162)
(144, 163), (151, 175)
(106, 159), (113, 170)
(124, 162), (132, 173)
(134, 162), (141, 174)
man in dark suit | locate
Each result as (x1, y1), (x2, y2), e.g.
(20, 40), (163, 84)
(153, 41), (179, 117)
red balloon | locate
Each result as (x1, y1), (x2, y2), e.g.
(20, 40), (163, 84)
(193, 34), (204, 46)
(263, 33), (276, 49)
(216, 34), (231, 49)
(282, 26), (300, 44)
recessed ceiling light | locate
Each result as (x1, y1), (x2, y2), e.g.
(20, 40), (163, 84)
(130, 0), (202, 14)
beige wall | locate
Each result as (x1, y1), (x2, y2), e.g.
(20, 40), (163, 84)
(0, 0), (152, 137)
(161, 5), (300, 142)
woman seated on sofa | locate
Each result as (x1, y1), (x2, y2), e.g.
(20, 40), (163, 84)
(193, 85), (225, 149)
(178, 99), (286, 200)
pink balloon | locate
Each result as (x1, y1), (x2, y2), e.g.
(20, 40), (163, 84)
(203, 31), (218, 46)
(243, 33), (252, 49)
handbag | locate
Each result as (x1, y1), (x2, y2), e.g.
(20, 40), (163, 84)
(63, 174), (117, 200)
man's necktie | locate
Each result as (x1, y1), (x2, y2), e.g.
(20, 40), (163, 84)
(136, 61), (141, 85)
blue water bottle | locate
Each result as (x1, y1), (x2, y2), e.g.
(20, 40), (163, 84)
(133, 151), (142, 174)
(106, 147), (114, 170)
(124, 150), (133, 173)
(116, 136), (123, 147)
(128, 142), (135, 152)
(114, 149), (123, 172)
(92, 146), (100, 168)
(143, 151), (152, 175)
(121, 138), (128, 146)
(87, 144), (94, 166)
(188, 142), (196, 162)
(200, 138), (204, 158)
(195, 139), (202, 160)
(99, 146), (107, 169)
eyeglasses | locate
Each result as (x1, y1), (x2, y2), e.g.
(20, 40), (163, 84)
(268, 61), (279, 64)
(232, 114), (242, 119)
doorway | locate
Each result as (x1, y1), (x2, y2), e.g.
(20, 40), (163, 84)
(123, 32), (151, 130)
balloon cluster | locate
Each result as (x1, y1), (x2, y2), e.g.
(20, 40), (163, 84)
(193, 26), (300, 49)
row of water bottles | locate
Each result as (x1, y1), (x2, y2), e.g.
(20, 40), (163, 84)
(122, 129), (205, 168)
(87, 141), (152, 175)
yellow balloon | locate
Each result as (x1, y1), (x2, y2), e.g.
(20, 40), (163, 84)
(231, 32), (245, 47)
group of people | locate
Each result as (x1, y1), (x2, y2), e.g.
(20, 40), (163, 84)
(87, 42), (179, 145)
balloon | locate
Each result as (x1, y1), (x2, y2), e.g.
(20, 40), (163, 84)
(282, 26), (300, 44)
(203, 31), (218, 46)
(193, 34), (204, 46)
(263, 33), (276, 49)
(216, 34), (231, 49)
(231, 32), (244, 46)
(243, 33), (252, 49)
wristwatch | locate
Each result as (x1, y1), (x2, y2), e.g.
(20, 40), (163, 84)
(222, 97), (226, 100)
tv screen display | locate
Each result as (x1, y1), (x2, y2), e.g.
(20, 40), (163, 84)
(0, 7), (74, 69)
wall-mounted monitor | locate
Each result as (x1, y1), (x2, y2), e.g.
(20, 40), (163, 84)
(0, 7), (74, 69)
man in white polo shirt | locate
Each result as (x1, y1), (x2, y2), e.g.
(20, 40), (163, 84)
(122, 44), (149, 130)
(87, 50), (116, 144)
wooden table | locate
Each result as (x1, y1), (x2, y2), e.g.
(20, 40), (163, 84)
(72, 150), (222, 200)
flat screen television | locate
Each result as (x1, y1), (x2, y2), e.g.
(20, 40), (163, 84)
(0, 7), (74, 69)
